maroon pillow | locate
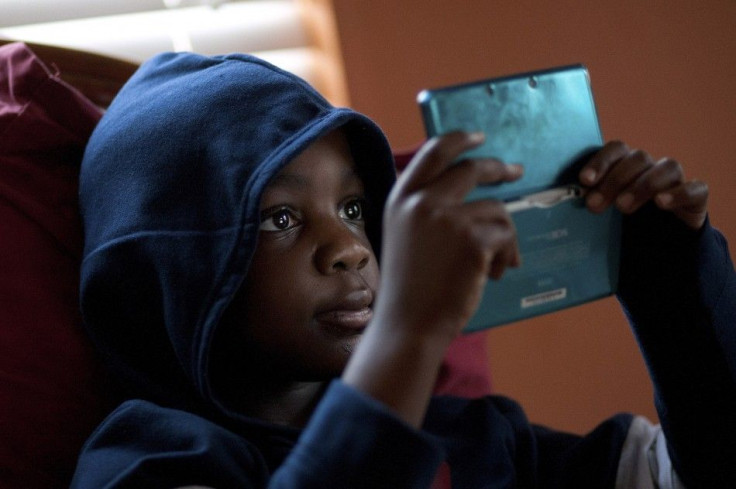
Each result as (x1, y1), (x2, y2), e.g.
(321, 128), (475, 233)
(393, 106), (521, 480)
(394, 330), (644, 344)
(0, 42), (117, 489)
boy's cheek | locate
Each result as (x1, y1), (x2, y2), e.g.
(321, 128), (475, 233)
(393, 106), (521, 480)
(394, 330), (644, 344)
(365, 259), (381, 292)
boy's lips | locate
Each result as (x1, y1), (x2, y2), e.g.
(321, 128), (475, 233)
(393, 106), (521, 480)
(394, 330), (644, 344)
(315, 290), (373, 334)
(315, 307), (373, 331)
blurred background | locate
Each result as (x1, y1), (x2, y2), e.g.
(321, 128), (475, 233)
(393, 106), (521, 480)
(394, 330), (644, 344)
(332, 0), (736, 434)
(3, 0), (734, 434)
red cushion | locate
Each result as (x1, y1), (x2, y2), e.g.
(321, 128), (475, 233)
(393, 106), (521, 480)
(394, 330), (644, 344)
(0, 42), (117, 489)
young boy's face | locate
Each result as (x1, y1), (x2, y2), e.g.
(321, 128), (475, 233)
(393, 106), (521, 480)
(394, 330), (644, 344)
(228, 129), (380, 380)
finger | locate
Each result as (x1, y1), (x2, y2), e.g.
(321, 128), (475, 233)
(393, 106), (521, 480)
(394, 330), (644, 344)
(655, 180), (709, 230)
(459, 198), (515, 229)
(397, 131), (485, 196)
(482, 224), (520, 280)
(585, 149), (656, 212)
(461, 222), (518, 281)
(613, 157), (684, 214)
(424, 158), (524, 202)
(579, 140), (631, 187)
(459, 200), (521, 278)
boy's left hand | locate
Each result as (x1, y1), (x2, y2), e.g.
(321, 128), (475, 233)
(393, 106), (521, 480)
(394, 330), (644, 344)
(579, 141), (709, 230)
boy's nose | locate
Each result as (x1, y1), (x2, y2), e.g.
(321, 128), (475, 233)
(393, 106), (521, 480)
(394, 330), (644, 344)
(314, 223), (371, 274)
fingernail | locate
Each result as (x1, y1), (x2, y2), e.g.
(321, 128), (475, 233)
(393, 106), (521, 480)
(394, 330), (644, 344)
(616, 193), (634, 211)
(587, 192), (604, 208)
(581, 168), (597, 184)
(656, 193), (673, 207)
(468, 131), (485, 143)
(508, 164), (524, 176)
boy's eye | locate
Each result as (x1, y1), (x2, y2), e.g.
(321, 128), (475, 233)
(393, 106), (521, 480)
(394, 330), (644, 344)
(339, 199), (364, 221)
(260, 208), (300, 232)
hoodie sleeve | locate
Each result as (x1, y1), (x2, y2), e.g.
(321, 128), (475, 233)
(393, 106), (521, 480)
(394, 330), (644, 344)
(71, 383), (444, 489)
(270, 381), (445, 488)
(616, 205), (736, 488)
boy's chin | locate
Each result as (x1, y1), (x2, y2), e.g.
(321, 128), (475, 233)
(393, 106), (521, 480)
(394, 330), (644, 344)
(341, 334), (361, 356)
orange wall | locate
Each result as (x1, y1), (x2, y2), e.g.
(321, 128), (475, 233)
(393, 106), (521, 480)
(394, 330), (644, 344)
(332, 0), (736, 434)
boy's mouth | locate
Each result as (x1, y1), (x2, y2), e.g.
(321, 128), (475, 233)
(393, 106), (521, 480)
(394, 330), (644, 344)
(315, 307), (372, 333)
(315, 289), (373, 335)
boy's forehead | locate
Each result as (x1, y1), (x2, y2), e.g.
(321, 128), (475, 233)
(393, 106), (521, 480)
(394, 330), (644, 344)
(270, 161), (361, 186)
(266, 129), (363, 190)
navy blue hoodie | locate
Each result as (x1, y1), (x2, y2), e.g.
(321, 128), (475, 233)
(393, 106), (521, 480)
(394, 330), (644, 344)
(72, 52), (736, 488)
(77, 52), (395, 419)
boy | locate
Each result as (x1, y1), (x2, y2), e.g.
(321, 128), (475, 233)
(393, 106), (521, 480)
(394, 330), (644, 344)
(71, 52), (734, 488)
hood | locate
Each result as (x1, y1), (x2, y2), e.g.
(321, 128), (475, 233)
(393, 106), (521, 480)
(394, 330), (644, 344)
(79, 52), (396, 418)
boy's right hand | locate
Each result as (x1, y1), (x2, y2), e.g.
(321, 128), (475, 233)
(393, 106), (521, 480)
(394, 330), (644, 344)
(375, 131), (523, 344)
(343, 132), (522, 427)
